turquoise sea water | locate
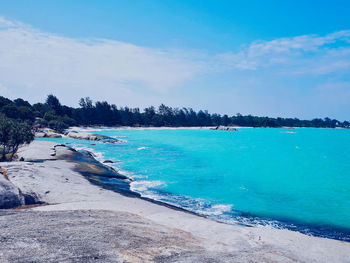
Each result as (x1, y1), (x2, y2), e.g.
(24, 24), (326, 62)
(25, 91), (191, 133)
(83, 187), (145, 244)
(39, 128), (350, 240)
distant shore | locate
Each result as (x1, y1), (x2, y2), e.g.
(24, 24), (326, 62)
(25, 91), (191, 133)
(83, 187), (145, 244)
(1, 140), (350, 262)
(70, 125), (349, 132)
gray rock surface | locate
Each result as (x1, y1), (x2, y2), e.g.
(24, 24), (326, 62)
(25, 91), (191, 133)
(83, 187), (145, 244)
(67, 131), (122, 143)
(0, 210), (234, 263)
(0, 176), (24, 209)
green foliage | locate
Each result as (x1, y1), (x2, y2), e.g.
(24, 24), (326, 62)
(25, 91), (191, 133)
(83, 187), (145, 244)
(14, 98), (31, 108)
(0, 94), (349, 129)
(0, 115), (34, 161)
(17, 106), (35, 121)
(32, 103), (51, 118)
(0, 96), (12, 108)
(43, 110), (58, 122)
(1, 104), (19, 119)
(43, 110), (76, 132)
(46, 94), (62, 115)
(48, 120), (69, 133)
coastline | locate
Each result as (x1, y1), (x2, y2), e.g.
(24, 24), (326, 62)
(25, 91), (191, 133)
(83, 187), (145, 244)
(64, 137), (350, 243)
(1, 141), (350, 262)
(64, 127), (350, 242)
(70, 125), (350, 132)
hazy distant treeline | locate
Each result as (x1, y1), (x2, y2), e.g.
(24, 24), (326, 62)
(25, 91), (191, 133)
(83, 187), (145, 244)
(0, 95), (349, 132)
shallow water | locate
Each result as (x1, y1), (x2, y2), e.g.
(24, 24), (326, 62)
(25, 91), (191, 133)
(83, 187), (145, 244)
(39, 128), (350, 240)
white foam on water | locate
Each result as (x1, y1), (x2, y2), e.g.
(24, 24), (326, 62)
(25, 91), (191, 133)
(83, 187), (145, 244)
(137, 146), (149, 150)
(202, 204), (233, 216)
(130, 180), (166, 192)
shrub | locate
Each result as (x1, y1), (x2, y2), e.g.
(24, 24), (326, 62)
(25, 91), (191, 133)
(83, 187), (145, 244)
(48, 120), (69, 133)
(0, 116), (34, 161)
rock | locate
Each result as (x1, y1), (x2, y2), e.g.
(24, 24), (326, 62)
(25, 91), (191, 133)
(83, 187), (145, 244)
(103, 160), (114, 164)
(35, 129), (62, 138)
(210, 126), (237, 131)
(22, 192), (42, 206)
(0, 176), (25, 209)
(67, 131), (121, 143)
(35, 132), (47, 138)
(19, 157), (25, 162)
(45, 132), (62, 138)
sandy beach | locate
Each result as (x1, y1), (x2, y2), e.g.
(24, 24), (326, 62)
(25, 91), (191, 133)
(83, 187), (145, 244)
(1, 140), (350, 262)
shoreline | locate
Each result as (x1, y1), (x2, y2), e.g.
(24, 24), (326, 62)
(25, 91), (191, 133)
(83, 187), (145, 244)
(52, 130), (350, 243)
(1, 141), (350, 262)
(38, 132), (350, 243)
(71, 125), (350, 132)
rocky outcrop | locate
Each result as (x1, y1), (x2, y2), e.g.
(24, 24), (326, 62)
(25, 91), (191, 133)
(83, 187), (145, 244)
(35, 129), (62, 138)
(0, 168), (43, 209)
(35, 129), (123, 143)
(0, 175), (25, 209)
(210, 126), (237, 131)
(66, 131), (122, 143)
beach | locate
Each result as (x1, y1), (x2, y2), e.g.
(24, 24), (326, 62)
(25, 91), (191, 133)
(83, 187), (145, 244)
(0, 140), (349, 262)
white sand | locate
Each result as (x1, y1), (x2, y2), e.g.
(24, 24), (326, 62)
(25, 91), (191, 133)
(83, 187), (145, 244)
(3, 141), (350, 262)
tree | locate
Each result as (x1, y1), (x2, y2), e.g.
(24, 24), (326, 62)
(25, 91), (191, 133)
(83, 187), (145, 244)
(0, 94), (349, 129)
(48, 120), (69, 133)
(46, 94), (62, 115)
(32, 103), (51, 118)
(0, 116), (34, 161)
(1, 104), (19, 119)
(0, 96), (12, 108)
(14, 98), (31, 108)
(17, 106), (35, 122)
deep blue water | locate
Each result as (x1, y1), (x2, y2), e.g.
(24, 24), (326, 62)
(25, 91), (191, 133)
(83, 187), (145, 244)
(39, 128), (350, 241)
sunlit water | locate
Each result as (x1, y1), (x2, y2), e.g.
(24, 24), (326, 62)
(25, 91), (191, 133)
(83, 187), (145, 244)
(39, 128), (350, 241)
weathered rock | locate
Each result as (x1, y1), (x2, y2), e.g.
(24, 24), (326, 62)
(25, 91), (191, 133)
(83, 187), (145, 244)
(210, 126), (237, 131)
(67, 131), (122, 143)
(0, 210), (228, 263)
(46, 131), (62, 138)
(0, 176), (25, 209)
(35, 129), (62, 138)
(35, 132), (47, 138)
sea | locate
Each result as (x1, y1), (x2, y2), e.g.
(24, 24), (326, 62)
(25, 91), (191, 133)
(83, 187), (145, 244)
(38, 127), (350, 241)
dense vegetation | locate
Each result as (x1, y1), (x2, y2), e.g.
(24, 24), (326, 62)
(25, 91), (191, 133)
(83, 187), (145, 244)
(0, 95), (349, 131)
(0, 115), (34, 161)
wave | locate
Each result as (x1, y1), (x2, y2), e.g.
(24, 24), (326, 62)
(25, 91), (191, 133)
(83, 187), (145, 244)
(130, 180), (166, 192)
(137, 146), (149, 150)
(128, 177), (350, 242)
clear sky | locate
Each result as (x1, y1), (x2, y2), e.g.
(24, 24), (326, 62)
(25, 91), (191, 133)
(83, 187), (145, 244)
(0, 0), (350, 120)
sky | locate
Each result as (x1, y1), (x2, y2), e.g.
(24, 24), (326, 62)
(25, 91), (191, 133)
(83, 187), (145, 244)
(0, 0), (350, 120)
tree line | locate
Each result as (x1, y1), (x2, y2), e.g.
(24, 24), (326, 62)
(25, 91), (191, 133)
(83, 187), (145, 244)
(0, 95), (349, 133)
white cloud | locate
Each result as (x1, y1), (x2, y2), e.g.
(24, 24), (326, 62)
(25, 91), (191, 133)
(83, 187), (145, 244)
(217, 30), (350, 74)
(1, 16), (350, 119)
(0, 17), (203, 105)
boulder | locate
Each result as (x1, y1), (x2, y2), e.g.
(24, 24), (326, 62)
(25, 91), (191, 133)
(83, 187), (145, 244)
(103, 160), (114, 164)
(67, 131), (121, 143)
(35, 132), (47, 138)
(0, 176), (25, 209)
(46, 132), (62, 138)
(35, 130), (62, 138)
(210, 126), (237, 131)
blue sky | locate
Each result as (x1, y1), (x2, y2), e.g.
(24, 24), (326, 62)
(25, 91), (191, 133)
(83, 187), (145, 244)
(0, 0), (350, 120)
